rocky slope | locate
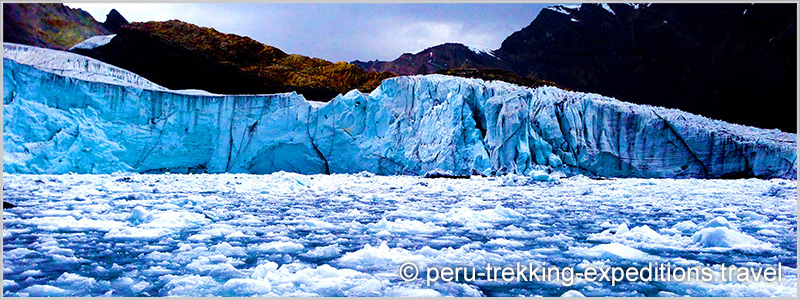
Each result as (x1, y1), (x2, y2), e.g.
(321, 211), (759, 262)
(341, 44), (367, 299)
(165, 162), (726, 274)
(352, 43), (505, 75)
(70, 20), (394, 100)
(496, 3), (796, 133)
(3, 3), (113, 50)
(102, 9), (129, 33)
(354, 3), (796, 132)
(5, 44), (796, 179)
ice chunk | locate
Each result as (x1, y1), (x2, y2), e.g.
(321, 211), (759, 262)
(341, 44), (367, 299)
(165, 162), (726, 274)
(161, 274), (220, 296)
(252, 241), (305, 254)
(219, 279), (272, 296)
(128, 206), (152, 224)
(19, 284), (70, 297)
(673, 220), (699, 234)
(561, 290), (586, 297)
(756, 229), (780, 236)
(187, 233), (213, 242)
(615, 223), (630, 235)
(386, 288), (442, 297)
(437, 204), (525, 228)
(738, 210), (768, 221)
(485, 238), (525, 248)
(243, 260), (411, 297)
(212, 242), (247, 257)
(207, 263), (245, 280)
(272, 171), (312, 187)
(301, 244), (343, 259)
(690, 227), (768, 248)
(23, 216), (126, 232)
(365, 217), (445, 235)
(529, 169), (554, 182)
(4, 248), (37, 259)
(700, 216), (736, 230)
(618, 225), (667, 242)
(4, 280), (18, 289)
(336, 241), (425, 272)
(53, 273), (97, 292)
(20, 269), (45, 277)
(293, 219), (337, 231)
(573, 243), (654, 261)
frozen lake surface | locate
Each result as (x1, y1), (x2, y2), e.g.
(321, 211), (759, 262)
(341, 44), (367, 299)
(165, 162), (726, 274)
(2, 173), (797, 297)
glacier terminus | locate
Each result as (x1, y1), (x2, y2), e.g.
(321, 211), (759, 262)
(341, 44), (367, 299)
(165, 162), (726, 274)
(3, 43), (796, 179)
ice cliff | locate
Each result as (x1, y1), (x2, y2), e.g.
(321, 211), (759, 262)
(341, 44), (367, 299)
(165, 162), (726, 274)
(3, 43), (797, 179)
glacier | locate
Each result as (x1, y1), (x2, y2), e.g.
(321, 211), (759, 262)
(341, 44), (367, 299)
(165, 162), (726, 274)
(3, 43), (797, 179)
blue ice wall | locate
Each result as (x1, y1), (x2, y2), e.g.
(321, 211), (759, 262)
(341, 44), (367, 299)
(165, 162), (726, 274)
(4, 44), (796, 178)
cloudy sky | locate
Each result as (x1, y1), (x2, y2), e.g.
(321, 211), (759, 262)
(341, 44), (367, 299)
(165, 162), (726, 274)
(65, 3), (549, 62)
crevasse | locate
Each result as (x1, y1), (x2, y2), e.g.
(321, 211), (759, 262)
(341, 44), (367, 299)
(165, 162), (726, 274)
(3, 43), (796, 178)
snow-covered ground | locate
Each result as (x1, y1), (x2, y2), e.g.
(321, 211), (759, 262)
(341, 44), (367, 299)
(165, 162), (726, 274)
(3, 173), (796, 297)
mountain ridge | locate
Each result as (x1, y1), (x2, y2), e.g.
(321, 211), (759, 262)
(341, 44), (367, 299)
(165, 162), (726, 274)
(352, 42), (505, 75)
(3, 3), (396, 101)
(496, 3), (796, 132)
(353, 3), (797, 132)
(70, 20), (395, 100)
(2, 3), (113, 50)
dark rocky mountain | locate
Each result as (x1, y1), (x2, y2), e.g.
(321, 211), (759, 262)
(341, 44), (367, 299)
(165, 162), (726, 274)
(102, 9), (129, 32)
(3, 3), (112, 50)
(496, 3), (796, 132)
(71, 20), (394, 100)
(355, 3), (796, 132)
(352, 43), (505, 75)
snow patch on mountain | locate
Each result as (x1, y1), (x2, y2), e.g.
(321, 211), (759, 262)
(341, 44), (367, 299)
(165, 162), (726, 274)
(546, 5), (580, 15)
(601, 3), (616, 15)
(626, 3), (651, 9)
(69, 34), (116, 51)
(466, 45), (497, 58)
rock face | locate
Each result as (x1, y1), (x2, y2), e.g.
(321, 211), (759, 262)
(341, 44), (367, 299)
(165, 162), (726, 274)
(352, 43), (505, 75)
(4, 44), (796, 179)
(354, 4), (797, 133)
(102, 9), (129, 33)
(495, 3), (797, 133)
(2, 3), (112, 50)
(70, 20), (394, 101)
